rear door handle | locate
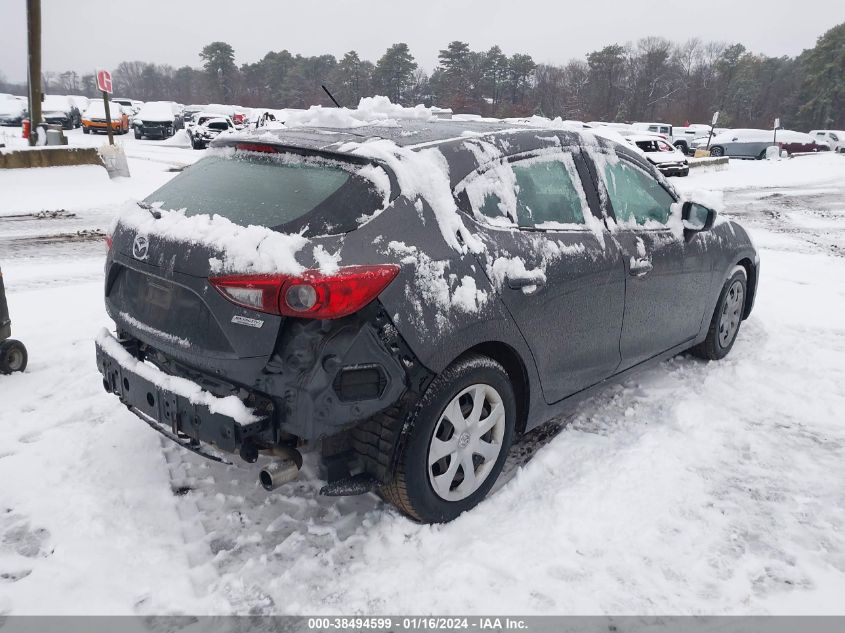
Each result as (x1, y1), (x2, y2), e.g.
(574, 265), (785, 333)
(629, 258), (653, 277)
(506, 275), (545, 290)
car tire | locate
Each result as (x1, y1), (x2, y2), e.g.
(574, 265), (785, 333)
(0, 339), (28, 374)
(691, 266), (747, 361)
(82, 126), (89, 134)
(377, 354), (516, 523)
(710, 146), (724, 157)
(134, 129), (142, 139)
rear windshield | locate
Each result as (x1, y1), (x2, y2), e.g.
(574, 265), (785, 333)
(144, 149), (388, 236)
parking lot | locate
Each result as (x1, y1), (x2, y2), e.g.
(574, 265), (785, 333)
(1, 126), (844, 614)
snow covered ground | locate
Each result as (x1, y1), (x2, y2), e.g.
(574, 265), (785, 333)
(1, 135), (844, 615)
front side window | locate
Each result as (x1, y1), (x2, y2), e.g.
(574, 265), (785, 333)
(831, 133), (839, 141)
(462, 153), (589, 229)
(601, 158), (674, 226)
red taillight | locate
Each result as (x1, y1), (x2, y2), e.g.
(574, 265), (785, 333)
(210, 265), (400, 320)
(105, 235), (113, 250)
(235, 142), (278, 153)
(210, 274), (288, 314)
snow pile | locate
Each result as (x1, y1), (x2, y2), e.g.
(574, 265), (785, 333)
(160, 129), (192, 148)
(281, 96), (435, 129)
(673, 153), (845, 192)
(96, 329), (259, 423)
(117, 204), (308, 275)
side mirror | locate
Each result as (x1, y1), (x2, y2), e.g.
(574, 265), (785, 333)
(682, 201), (716, 233)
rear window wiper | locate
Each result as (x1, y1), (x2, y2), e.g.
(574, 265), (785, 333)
(137, 201), (162, 219)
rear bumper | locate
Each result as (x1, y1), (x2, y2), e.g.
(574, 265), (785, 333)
(85, 120), (122, 130)
(95, 330), (270, 463)
(656, 163), (689, 176)
(137, 124), (173, 137)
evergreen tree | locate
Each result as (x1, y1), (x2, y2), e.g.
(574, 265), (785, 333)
(795, 22), (845, 128)
(483, 45), (509, 109)
(372, 43), (418, 105)
(329, 51), (374, 107)
(200, 41), (238, 102)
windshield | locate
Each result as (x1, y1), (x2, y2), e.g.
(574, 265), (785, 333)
(634, 139), (674, 152)
(144, 150), (388, 237)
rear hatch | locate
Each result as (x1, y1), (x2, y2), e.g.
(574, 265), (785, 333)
(107, 146), (391, 384)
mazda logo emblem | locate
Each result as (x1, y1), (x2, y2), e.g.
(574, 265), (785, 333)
(132, 235), (150, 260)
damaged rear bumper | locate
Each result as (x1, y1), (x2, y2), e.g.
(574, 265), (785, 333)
(95, 330), (270, 464)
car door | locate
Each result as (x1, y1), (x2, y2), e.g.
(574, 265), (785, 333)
(589, 152), (713, 370)
(457, 147), (626, 403)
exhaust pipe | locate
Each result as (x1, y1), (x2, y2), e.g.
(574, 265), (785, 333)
(259, 446), (303, 491)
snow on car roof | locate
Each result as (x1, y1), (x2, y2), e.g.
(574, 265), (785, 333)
(42, 95), (72, 110)
(137, 101), (177, 119)
(710, 129), (816, 144)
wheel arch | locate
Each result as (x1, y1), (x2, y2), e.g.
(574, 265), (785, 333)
(455, 340), (530, 435)
(736, 256), (758, 319)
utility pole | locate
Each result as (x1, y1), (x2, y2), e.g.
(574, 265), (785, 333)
(26, 0), (42, 147)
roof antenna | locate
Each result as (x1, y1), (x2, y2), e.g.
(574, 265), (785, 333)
(321, 85), (341, 108)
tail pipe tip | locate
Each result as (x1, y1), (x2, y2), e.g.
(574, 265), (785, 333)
(259, 448), (303, 491)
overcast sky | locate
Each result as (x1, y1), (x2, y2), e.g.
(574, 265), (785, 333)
(3, 0), (844, 83)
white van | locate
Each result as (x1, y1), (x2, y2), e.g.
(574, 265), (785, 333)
(809, 130), (845, 153)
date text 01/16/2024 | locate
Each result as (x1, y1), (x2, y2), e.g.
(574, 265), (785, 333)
(306, 617), (528, 630)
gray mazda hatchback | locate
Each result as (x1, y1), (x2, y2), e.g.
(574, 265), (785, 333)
(96, 120), (759, 522)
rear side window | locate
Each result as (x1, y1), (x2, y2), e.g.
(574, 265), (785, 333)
(145, 150), (389, 236)
(512, 159), (586, 226)
(462, 153), (589, 229)
(602, 159), (674, 226)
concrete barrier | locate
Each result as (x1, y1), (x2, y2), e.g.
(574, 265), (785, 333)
(689, 156), (728, 171)
(0, 147), (105, 170)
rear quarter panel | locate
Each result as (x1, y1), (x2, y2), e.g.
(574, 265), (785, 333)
(308, 197), (537, 381)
